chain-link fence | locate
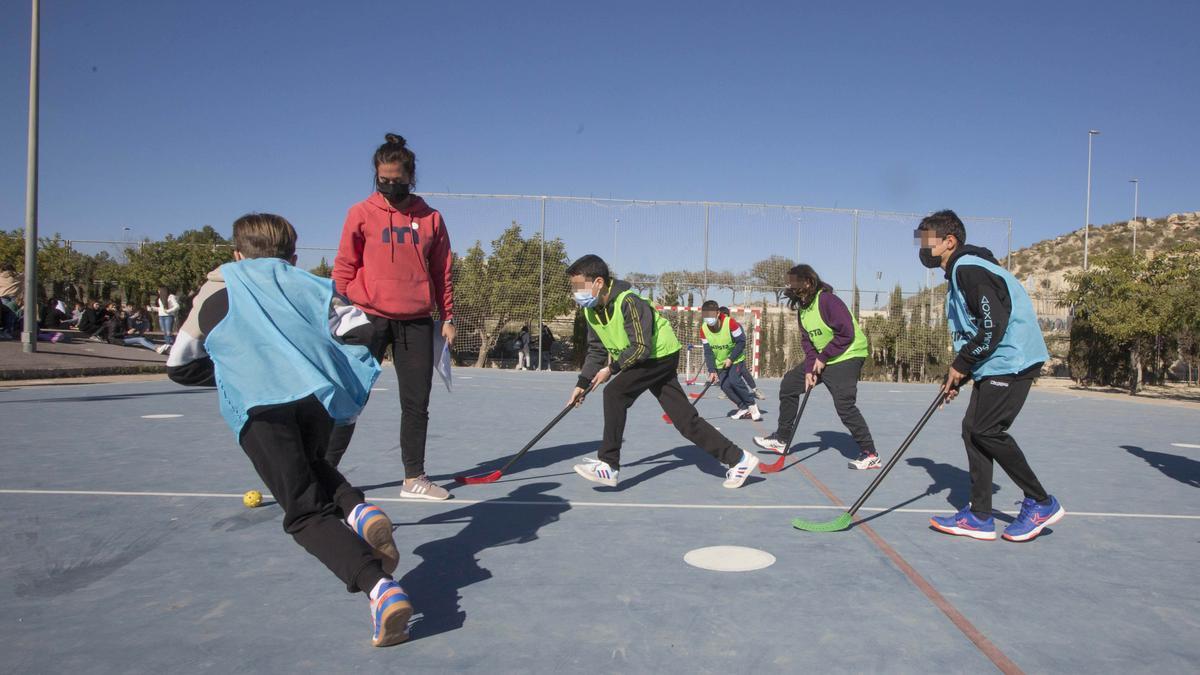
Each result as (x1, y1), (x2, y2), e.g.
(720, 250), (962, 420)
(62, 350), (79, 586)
(422, 193), (1014, 381)
(10, 194), (1031, 382)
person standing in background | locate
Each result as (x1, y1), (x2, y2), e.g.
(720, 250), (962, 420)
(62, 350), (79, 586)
(156, 287), (180, 345)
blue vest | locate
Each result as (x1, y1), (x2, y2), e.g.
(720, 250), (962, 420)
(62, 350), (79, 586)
(946, 255), (1048, 380)
(207, 258), (381, 438)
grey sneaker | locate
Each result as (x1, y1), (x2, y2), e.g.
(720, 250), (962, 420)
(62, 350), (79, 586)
(400, 475), (450, 501)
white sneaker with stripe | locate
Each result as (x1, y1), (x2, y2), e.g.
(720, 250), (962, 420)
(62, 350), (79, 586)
(573, 457), (619, 487)
(723, 450), (760, 488)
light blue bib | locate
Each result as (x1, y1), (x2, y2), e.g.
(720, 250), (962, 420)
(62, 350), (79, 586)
(946, 255), (1049, 379)
(207, 258), (380, 437)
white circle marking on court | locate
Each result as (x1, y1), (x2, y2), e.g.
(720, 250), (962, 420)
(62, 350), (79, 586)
(1171, 443), (1200, 449)
(684, 545), (776, 572)
(141, 414), (183, 419)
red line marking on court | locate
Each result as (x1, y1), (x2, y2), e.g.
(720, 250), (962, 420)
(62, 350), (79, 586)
(793, 461), (1024, 675)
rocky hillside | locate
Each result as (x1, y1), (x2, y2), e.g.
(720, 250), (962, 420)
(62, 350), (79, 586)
(1008, 211), (1200, 292)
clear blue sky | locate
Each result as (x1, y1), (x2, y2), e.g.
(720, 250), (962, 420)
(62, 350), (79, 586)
(2, 1), (1197, 264)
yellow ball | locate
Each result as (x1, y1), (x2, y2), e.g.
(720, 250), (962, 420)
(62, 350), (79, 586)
(243, 490), (263, 508)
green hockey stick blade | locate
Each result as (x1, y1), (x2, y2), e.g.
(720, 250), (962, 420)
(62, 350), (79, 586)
(791, 512), (853, 532)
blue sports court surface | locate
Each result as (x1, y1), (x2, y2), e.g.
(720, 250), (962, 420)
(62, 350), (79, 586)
(1, 370), (1197, 673)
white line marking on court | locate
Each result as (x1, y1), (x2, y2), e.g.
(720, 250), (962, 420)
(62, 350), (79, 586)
(1171, 443), (1200, 449)
(141, 414), (183, 419)
(371, 388), (388, 392)
(1, 488), (1198, 520)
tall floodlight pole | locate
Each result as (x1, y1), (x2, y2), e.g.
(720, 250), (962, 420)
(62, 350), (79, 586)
(1129, 178), (1139, 255)
(1083, 129), (1100, 271)
(22, 0), (41, 353)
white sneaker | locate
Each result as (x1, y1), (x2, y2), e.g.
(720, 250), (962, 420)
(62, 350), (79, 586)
(155, 344), (170, 355)
(731, 408), (753, 420)
(723, 451), (759, 488)
(753, 434), (787, 454)
(848, 452), (882, 470)
(748, 404), (763, 422)
(573, 457), (618, 487)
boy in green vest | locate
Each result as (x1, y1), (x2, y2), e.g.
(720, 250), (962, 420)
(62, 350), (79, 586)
(700, 300), (762, 420)
(753, 264), (880, 469)
(565, 255), (760, 489)
(720, 305), (766, 400)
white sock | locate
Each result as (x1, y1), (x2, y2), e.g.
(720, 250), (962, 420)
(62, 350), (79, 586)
(369, 577), (393, 600)
(347, 503), (369, 530)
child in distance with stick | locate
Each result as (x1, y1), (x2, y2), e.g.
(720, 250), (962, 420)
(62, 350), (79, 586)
(566, 255), (760, 489)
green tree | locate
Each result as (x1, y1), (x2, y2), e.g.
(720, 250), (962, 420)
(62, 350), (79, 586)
(749, 255), (796, 305)
(452, 222), (573, 368)
(1064, 248), (1194, 394)
(122, 226), (234, 314)
(310, 257), (333, 278)
(625, 271), (657, 296)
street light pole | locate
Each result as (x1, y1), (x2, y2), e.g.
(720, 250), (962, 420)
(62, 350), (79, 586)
(1083, 129), (1100, 271)
(1129, 178), (1139, 255)
(22, 0), (41, 354)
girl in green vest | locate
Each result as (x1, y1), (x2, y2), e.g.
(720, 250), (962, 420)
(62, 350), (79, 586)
(564, 255), (760, 489)
(753, 264), (880, 469)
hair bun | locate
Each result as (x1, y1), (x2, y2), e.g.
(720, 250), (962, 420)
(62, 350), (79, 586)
(384, 133), (407, 147)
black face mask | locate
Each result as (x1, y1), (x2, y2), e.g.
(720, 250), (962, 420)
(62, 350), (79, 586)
(918, 247), (942, 269)
(377, 180), (410, 202)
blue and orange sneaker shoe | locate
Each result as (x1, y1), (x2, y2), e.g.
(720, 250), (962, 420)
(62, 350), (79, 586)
(930, 506), (996, 540)
(1002, 495), (1065, 542)
(349, 503), (399, 575)
(370, 580), (413, 647)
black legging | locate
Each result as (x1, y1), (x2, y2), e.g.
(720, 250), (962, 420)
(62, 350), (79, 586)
(324, 315), (433, 478)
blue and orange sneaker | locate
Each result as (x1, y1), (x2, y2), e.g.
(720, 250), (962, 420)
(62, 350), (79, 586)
(349, 503), (399, 575)
(929, 506), (996, 540)
(370, 580), (413, 647)
(1002, 495), (1065, 542)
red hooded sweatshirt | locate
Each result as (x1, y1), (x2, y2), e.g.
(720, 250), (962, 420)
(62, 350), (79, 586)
(332, 193), (454, 321)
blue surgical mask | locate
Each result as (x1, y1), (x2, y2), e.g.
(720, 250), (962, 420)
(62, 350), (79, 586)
(573, 290), (598, 308)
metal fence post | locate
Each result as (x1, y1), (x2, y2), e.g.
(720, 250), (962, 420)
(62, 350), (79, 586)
(703, 204), (710, 297)
(537, 196), (546, 371)
(851, 209), (859, 316)
(22, 0), (40, 353)
(1006, 218), (1014, 270)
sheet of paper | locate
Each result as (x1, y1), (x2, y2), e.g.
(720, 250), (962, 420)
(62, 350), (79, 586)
(433, 322), (452, 392)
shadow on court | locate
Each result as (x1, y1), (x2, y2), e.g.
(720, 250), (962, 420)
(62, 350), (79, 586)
(1122, 445), (1200, 488)
(395, 482), (569, 641)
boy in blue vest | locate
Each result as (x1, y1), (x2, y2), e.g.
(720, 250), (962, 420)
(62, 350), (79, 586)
(916, 210), (1065, 542)
(700, 300), (761, 420)
(166, 213), (413, 646)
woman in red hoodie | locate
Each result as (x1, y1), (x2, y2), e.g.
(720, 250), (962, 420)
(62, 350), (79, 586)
(326, 134), (455, 501)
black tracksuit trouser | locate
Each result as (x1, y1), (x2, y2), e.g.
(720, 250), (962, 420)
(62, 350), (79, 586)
(961, 371), (1048, 515)
(598, 352), (743, 470)
(239, 395), (388, 594)
(776, 357), (876, 454)
(325, 315), (434, 477)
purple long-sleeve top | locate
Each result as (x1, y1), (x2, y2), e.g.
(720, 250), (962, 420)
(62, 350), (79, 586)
(798, 289), (856, 374)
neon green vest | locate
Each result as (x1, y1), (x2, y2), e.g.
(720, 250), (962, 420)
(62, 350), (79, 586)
(799, 290), (868, 364)
(704, 316), (745, 365)
(584, 288), (681, 361)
